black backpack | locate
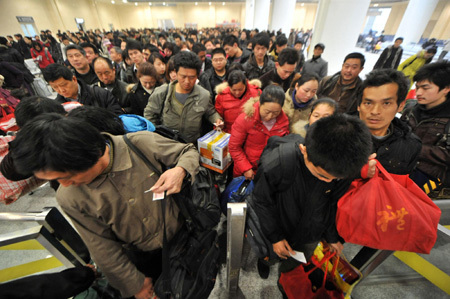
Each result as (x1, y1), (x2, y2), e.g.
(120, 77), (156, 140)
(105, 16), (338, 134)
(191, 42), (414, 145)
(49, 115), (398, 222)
(122, 134), (220, 299)
(245, 134), (304, 261)
(122, 134), (221, 231)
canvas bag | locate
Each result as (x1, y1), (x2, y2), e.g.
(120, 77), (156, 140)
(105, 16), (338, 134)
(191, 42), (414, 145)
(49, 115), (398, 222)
(336, 161), (441, 254)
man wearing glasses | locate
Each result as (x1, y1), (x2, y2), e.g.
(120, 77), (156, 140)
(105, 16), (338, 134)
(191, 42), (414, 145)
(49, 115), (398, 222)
(199, 48), (228, 100)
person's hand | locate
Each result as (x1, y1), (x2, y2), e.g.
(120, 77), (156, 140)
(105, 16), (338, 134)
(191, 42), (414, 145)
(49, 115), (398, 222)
(243, 169), (254, 180)
(134, 277), (154, 299)
(0, 103), (9, 108)
(329, 242), (344, 256)
(150, 166), (186, 195)
(366, 153), (377, 178)
(273, 239), (295, 259)
(214, 119), (224, 130)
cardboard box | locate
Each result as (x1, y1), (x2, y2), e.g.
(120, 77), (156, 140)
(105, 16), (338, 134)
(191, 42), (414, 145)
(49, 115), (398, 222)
(198, 130), (232, 173)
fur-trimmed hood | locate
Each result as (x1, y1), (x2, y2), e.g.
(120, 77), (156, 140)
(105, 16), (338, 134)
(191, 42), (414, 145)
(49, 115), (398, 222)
(242, 96), (260, 118)
(215, 79), (262, 96)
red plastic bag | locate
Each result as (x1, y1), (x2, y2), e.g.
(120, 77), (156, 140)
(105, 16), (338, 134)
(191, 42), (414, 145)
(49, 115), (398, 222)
(279, 250), (344, 299)
(336, 161), (441, 254)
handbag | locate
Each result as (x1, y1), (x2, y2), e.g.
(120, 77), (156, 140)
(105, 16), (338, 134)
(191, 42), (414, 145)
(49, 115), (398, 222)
(0, 107), (19, 132)
(279, 249), (344, 299)
(220, 176), (254, 214)
(313, 242), (362, 296)
(336, 161), (441, 254)
(0, 136), (45, 204)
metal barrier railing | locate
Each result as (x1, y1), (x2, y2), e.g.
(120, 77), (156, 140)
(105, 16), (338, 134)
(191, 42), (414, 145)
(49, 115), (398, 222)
(0, 207), (90, 271)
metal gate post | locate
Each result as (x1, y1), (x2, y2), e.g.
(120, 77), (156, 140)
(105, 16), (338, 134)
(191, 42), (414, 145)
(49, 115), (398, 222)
(226, 202), (247, 296)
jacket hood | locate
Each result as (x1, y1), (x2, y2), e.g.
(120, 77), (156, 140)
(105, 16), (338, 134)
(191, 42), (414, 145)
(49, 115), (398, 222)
(0, 45), (8, 52)
(126, 83), (137, 93)
(215, 79), (262, 95)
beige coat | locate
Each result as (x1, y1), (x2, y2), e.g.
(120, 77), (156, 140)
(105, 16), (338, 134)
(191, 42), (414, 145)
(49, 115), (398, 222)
(282, 88), (315, 136)
(57, 132), (199, 297)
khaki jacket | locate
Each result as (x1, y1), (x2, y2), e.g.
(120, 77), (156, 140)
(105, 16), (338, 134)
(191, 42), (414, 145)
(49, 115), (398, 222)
(57, 132), (199, 297)
(143, 81), (221, 144)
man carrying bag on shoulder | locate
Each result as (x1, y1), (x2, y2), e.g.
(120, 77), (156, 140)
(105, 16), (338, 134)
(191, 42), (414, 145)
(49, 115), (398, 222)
(8, 113), (199, 299)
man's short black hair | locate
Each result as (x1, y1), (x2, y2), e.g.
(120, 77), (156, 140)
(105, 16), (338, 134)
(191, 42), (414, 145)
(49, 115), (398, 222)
(0, 37), (7, 46)
(80, 42), (99, 55)
(344, 52), (365, 68)
(14, 96), (66, 128)
(394, 37), (404, 42)
(278, 48), (299, 66)
(260, 84), (285, 107)
(173, 33), (181, 40)
(294, 39), (304, 46)
(68, 106), (125, 135)
(163, 42), (175, 52)
(274, 35), (288, 47)
(173, 51), (202, 75)
(93, 56), (114, 70)
(252, 33), (270, 49)
(211, 48), (226, 59)
(358, 69), (409, 106)
(126, 39), (142, 52)
(305, 114), (372, 178)
(222, 35), (239, 47)
(9, 113), (106, 175)
(65, 44), (86, 57)
(413, 61), (450, 99)
(42, 64), (74, 82)
(192, 43), (206, 54)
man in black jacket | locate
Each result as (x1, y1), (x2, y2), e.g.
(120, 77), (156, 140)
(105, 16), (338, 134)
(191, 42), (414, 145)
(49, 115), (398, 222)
(373, 37), (403, 70)
(198, 48), (227, 100)
(253, 114), (373, 279)
(243, 32), (275, 80)
(357, 68), (421, 175)
(93, 56), (129, 113)
(222, 35), (251, 65)
(42, 64), (123, 115)
(65, 44), (99, 85)
(259, 47), (300, 92)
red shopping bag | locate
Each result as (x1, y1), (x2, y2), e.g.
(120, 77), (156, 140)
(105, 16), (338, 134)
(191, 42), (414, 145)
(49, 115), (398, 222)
(336, 161), (441, 254)
(279, 250), (344, 299)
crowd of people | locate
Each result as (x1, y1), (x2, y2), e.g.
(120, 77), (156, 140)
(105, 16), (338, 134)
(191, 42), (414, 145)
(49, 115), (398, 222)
(0, 25), (449, 299)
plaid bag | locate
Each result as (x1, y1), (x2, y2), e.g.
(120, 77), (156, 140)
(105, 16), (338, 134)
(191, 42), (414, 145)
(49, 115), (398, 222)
(0, 136), (45, 204)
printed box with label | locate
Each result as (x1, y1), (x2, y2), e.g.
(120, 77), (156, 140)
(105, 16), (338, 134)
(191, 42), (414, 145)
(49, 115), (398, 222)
(198, 130), (232, 173)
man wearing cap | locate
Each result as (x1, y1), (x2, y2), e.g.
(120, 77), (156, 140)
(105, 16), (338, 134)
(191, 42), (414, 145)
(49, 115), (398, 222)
(301, 43), (328, 80)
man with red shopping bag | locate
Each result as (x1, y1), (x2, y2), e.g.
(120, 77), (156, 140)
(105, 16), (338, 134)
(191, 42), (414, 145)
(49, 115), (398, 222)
(252, 114), (374, 297)
(337, 69), (439, 260)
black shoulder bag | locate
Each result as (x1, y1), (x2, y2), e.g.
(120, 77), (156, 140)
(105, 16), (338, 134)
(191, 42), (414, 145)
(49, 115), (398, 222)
(122, 135), (220, 299)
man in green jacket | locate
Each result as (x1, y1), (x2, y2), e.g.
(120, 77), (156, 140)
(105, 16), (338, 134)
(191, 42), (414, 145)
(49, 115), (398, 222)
(9, 114), (200, 299)
(144, 51), (223, 144)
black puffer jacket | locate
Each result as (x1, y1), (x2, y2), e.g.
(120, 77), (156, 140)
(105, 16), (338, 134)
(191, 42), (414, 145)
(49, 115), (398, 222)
(372, 117), (422, 175)
(252, 140), (352, 254)
(55, 79), (123, 115)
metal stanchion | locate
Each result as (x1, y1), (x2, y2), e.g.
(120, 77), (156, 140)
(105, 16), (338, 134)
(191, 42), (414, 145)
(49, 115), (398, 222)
(226, 202), (247, 296)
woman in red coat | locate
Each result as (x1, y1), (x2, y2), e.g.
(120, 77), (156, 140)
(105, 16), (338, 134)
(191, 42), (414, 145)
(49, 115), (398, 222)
(229, 84), (290, 179)
(30, 41), (54, 69)
(215, 70), (261, 133)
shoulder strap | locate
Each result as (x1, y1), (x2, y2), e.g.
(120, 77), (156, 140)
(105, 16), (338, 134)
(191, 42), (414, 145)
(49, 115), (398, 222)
(122, 134), (171, 297)
(122, 134), (161, 176)
(159, 84), (170, 116)
(44, 48), (49, 61)
(444, 120), (450, 150)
